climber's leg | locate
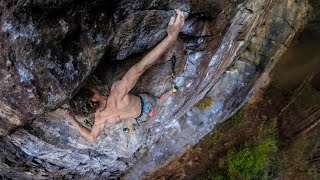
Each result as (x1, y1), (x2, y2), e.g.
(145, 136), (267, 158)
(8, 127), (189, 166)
(125, 119), (135, 133)
(157, 90), (174, 106)
(144, 116), (152, 133)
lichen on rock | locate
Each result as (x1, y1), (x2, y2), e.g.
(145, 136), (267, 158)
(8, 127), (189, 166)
(196, 97), (214, 110)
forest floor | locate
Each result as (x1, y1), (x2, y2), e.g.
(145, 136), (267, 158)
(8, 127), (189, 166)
(144, 24), (320, 180)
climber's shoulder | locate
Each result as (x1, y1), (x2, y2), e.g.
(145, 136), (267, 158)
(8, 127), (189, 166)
(110, 80), (130, 98)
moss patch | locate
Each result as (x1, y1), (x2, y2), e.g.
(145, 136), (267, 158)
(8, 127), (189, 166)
(196, 170), (226, 180)
(198, 136), (278, 180)
(254, 59), (260, 65)
(246, 43), (257, 52)
(196, 97), (214, 110)
(219, 136), (278, 179)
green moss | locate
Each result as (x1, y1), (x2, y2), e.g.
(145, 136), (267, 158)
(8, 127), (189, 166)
(246, 43), (257, 52)
(196, 136), (278, 180)
(254, 59), (260, 65)
(196, 97), (214, 110)
(227, 108), (244, 128)
(196, 170), (226, 180)
(218, 137), (278, 179)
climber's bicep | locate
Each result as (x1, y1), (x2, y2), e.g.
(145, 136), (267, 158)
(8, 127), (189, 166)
(117, 66), (144, 94)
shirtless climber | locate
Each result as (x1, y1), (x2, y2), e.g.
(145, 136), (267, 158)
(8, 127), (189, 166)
(64, 9), (185, 141)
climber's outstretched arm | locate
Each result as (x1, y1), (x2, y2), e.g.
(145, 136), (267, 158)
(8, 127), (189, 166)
(64, 110), (104, 142)
(115, 9), (185, 95)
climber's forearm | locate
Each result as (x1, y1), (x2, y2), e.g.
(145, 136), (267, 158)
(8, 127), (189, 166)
(68, 117), (97, 141)
(136, 36), (175, 72)
(114, 10), (184, 94)
(119, 36), (176, 92)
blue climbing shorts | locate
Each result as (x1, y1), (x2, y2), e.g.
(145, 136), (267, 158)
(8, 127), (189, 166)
(135, 94), (158, 119)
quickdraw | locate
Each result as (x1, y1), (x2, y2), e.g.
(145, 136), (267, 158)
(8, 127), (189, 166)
(171, 55), (179, 93)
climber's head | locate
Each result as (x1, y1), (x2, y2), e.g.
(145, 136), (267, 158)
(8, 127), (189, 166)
(68, 75), (109, 116)
(69, 87), (101, 116)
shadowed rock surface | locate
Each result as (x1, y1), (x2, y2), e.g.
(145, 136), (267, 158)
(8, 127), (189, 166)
(0, 0), (309, 179)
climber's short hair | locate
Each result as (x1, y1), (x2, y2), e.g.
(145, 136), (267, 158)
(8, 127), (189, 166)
(69, 87), (99, 116)
(68, 76), (108, 116)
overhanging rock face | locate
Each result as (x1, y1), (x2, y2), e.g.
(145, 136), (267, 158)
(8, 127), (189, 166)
(0, 0), (115, 135)
(0, 0), (309, 179)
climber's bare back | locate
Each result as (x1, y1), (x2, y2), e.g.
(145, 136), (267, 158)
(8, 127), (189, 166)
(93, 82), (142, 125)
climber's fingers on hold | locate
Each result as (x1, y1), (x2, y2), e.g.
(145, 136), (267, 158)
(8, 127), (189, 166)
(174, 9), (184, 27)
(63, 109), (70, 116)
(63, 109), (75, 119)
(174, 9), (181, 16)
(169, 16), (175, 27)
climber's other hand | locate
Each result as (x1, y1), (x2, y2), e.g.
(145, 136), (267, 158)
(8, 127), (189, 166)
(64, 109), (76, 122)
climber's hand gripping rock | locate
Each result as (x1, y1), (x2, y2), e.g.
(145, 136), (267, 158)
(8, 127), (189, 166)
(167, 9), (185, 40)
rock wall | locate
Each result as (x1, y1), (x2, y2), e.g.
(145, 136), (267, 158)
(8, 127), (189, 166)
(0, 0), (115, 135)
(0, 0), (309, 179)
(127, 0), (310, 178)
